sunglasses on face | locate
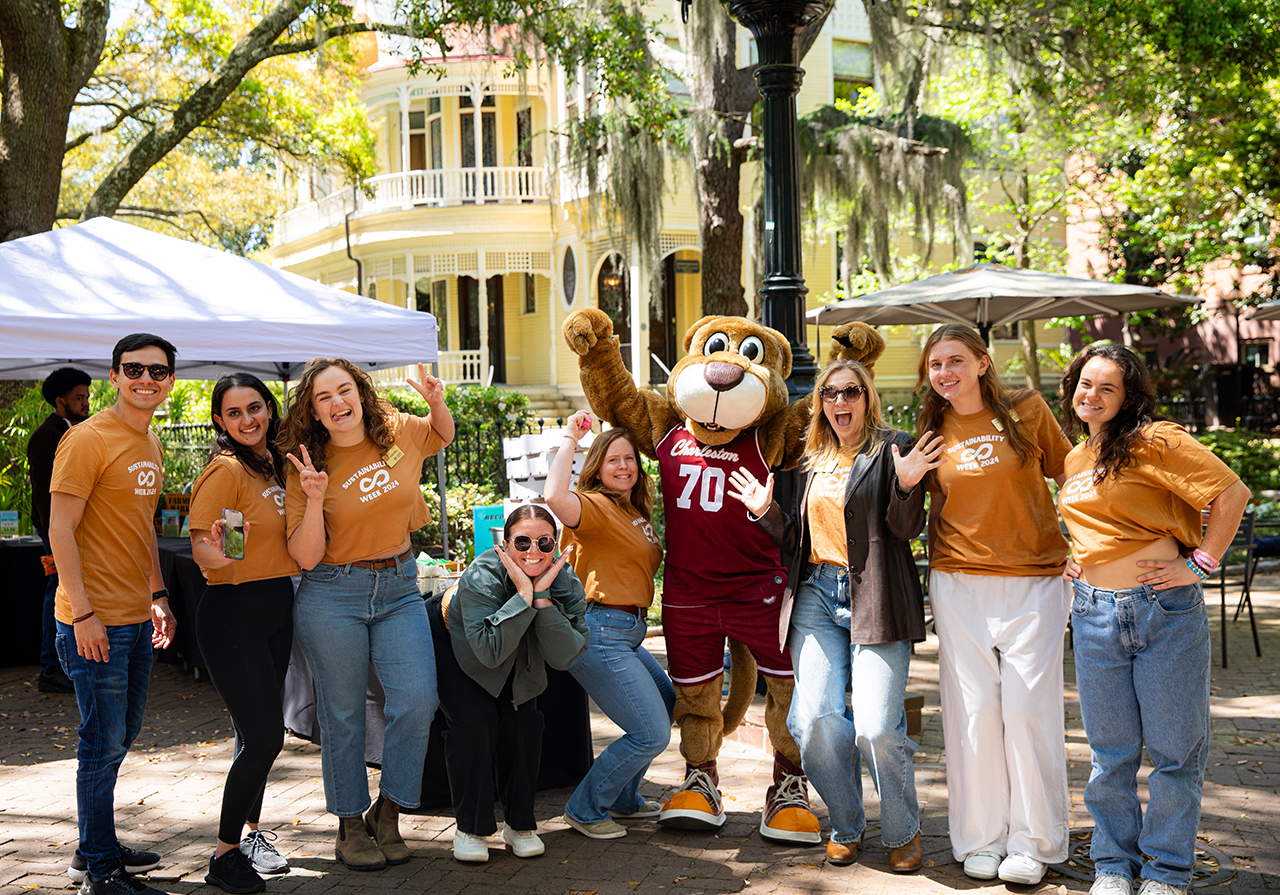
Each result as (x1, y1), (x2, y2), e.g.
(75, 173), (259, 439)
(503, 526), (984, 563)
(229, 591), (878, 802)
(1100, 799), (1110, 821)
(510, 535), (557, 554)
(818, 384), (866, 404)
(118, 362), (173, 381)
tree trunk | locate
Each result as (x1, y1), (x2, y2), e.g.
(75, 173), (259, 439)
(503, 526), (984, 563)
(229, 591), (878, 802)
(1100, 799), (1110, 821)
(698, 147), (749, 318)
(0, 0), (108, 241)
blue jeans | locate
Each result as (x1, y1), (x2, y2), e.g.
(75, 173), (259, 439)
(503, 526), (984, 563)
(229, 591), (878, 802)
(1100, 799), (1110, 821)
(565, 604), (675, 823)
(786, 563), (919, 847)
(1072, 580), (1211, 889)
(55, 620), (154, 879)
(293, 555), (437, 817)
(38, 530), (60, 678)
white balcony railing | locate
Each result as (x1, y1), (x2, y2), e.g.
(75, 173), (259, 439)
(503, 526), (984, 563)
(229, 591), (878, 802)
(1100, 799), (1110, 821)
(438, 350), (484, 385)
(274, 167), (547, 246)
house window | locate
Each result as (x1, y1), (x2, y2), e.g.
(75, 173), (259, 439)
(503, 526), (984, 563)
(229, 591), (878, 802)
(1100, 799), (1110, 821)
(408, 110), (426, 170)
(433, 280), (448, 350)
(1244, 340), (1270, 367)
(991, 321), (1020, 341)
(562, 247), (578, 308)
(833, 39), (873, 103)
(524, 273), (537, 314)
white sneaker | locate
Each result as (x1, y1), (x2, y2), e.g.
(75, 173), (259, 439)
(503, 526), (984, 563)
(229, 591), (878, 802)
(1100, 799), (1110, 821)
(239, 830), (288, 874)
(999, 852), (1047, 885)
(1137, 880), (1187, 895)
(1092, 875), (1135, 895)
(452, 830), (489, 863)
(963, 850), (1004, 880)
(501, 825), (545, 858)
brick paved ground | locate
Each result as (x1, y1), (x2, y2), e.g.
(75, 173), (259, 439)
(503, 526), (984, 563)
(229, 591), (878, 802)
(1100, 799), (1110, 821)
(2, 574), (1276, 894)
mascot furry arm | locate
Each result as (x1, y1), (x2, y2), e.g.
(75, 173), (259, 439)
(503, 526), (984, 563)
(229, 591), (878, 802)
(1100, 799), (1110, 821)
(563, 309), (884, 468)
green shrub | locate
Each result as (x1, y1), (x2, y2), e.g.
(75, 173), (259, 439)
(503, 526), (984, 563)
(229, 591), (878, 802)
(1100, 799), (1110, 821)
(1197, 431), (1280, 514)
(417, 481), (504, 563)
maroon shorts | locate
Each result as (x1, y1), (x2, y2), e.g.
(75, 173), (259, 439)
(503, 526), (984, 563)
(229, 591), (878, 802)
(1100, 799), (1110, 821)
(662, 599), (793, 685)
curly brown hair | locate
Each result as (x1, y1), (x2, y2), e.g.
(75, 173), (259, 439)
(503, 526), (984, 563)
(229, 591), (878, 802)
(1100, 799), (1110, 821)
(576, 427), (655, 521)
(1059, 343), (1160, 485)
(276, 357), (396, 471)
(914, 324), (1037, 466)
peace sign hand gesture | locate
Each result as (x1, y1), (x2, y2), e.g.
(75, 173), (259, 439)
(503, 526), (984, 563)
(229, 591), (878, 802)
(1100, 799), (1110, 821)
(891, 431), (946, 491)
(407, 364), (445, 407)
(286, 444), (328, 503)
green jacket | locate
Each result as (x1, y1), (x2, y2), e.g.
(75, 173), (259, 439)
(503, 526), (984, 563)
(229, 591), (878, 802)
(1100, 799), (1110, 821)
(449, 547), (588, 705)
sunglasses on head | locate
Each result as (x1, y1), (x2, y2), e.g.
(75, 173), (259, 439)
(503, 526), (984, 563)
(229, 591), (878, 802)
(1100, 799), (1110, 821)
(118, 362), (173, 381)
(818, 384), (866, 403)
(510, 534), (557, 554)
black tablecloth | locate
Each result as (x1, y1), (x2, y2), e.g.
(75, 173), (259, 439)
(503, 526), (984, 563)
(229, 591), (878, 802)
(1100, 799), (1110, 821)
(0, 538), (47, 667)
(156, 537), (209, 674)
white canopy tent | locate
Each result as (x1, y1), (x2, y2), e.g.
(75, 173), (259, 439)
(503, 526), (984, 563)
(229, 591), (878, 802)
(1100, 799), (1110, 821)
(0, 217), (437, 381)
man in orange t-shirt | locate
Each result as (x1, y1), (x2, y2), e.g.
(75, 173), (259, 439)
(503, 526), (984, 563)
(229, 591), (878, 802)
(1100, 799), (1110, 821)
(49, 334), (179, 895)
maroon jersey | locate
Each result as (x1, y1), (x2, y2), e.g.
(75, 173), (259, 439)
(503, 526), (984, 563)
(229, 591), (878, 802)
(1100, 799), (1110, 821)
(656, 426), (787, 608)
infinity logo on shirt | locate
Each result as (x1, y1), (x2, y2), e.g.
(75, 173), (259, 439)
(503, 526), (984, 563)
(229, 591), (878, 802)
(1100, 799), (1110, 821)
(958, 443), (995, 464)
(137, 470), (156, 487)
(360, 470), (391, 493)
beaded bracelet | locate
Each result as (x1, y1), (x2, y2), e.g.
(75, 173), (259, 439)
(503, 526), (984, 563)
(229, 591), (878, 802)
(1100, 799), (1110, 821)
(1191, 548), (1219, 573)
(1185, 557), (1209, 581)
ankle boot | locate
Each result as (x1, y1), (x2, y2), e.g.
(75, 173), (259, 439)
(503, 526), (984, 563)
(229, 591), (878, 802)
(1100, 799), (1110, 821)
(336, 815), (386, 871)
(364, 795), (411, 865)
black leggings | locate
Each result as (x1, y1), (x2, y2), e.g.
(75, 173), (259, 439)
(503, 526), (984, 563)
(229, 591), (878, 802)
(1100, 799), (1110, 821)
(427, 596), (543, 836)
(196, 576), (294, 844)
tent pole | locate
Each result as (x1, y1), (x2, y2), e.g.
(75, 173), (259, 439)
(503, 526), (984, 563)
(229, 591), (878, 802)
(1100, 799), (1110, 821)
(434, 360), (450, 560)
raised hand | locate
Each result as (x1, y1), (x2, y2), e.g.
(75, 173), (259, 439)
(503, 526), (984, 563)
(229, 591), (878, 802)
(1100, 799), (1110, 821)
(407, 363), (445, 405)
(566, 410), (593, 443)
(202, 518), (251, 556)
(286, 444), (328, 502)
(728, 467), (774, 517)
(891, 431), (947, 490)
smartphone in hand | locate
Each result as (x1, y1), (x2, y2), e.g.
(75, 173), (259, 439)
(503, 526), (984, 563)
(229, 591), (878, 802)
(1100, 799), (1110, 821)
(222, 508), (245, 560)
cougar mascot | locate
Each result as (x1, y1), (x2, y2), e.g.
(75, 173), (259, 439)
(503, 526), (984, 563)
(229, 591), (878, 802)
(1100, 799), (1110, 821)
(564, 309), (884, 842)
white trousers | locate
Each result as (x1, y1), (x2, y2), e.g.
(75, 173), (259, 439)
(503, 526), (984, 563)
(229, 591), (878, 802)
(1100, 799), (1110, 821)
(931, 570), (1071, 864)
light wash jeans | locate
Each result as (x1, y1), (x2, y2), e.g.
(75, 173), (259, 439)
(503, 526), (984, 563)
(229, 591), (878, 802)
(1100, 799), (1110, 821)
(565, 603), (675, 824)
(1071, 579), (1211, 889)
(786, 563), (919, 847)
(293, 555), (437, 817)
(55, 619), (153, 879)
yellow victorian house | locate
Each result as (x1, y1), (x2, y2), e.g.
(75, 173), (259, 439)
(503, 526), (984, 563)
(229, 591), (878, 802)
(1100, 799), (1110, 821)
(270, 2), (1062, 408)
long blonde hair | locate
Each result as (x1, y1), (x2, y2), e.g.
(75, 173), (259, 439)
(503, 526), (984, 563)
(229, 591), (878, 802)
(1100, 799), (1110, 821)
(802, 360), (893, 470)
(914, 324), (1036, 465)
(576, 427), (655, 521)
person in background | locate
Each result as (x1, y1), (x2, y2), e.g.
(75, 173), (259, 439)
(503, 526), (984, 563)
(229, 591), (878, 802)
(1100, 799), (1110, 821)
(188, 374), (300, 894)
(428, 505), (587, 863)
(916, 323), (1073, 885)
(27, 366), (92, 694)
(279, 359), (452, 872)
(728, 359), (942, 871)
(1058, 344), (1249, 895)
(545, 411), (675, 840)
(50, 334), (178, 895)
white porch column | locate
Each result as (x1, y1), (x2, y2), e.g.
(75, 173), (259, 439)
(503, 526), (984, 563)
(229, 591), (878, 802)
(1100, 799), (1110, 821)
(630, 248), (645, 386)
(478, 252), (490, 385)
(398, 88), (412, 210)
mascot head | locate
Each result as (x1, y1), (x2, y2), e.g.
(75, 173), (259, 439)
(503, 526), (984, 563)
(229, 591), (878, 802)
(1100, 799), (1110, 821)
(668, 316), (793, 446)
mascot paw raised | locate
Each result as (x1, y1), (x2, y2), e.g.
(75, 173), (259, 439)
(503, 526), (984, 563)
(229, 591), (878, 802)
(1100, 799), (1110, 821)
(563, 308), (883, 844)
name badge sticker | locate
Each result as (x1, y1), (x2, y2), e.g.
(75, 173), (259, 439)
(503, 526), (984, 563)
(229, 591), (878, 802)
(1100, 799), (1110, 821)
(383, 444), (405, 468)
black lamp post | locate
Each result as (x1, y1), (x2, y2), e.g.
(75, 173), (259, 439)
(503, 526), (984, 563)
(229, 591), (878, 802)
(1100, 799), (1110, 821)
(719, 0), (834, 398)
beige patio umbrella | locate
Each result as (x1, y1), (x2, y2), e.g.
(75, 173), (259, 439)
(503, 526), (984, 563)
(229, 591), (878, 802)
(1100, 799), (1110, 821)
(807, 263), (1200, 342)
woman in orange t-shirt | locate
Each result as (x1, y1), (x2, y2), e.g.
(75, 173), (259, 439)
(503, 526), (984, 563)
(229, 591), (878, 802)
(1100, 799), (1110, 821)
(917, 324), (1073, 885)
(546, 411), (674, 840)
(188, 373), (299, 892)
(1058, 344), (1248, 895)
(278, 358), (453, 873)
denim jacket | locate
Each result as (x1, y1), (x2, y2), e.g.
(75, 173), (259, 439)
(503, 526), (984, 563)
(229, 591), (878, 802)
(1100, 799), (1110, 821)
(450, 547), (588, 704)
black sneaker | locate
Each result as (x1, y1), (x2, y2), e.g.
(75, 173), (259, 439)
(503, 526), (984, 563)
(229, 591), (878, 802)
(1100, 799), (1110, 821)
(205, 848), (266, 894)
(69, 845), (162, 882)
(78, 867), (169, 895)
(38, 670), (75, 693)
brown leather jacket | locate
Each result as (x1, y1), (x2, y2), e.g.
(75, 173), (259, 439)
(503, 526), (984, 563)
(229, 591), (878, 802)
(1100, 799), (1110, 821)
(755, 430), (927, 650)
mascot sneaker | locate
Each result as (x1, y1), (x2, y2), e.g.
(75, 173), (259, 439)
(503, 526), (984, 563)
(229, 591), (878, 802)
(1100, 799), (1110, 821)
(759, 760), (821, 844)
(658, 767), (726, 830)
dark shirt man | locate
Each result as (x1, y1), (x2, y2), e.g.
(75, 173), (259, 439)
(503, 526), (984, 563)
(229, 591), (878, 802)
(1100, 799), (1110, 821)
(27, 367), (91, 693)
